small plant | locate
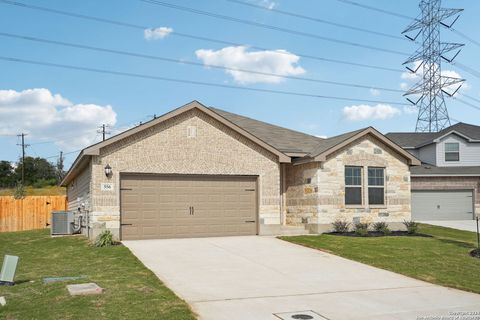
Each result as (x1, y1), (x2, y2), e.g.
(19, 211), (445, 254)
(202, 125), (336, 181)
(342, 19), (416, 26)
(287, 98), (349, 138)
(332, 219), (350, 233)
(94, 230), (115, 247)
(354, 222), (370, 237)
(403, 220), (418, 234)
(13, 183), (25, 199)
(373, 222), (391, 235)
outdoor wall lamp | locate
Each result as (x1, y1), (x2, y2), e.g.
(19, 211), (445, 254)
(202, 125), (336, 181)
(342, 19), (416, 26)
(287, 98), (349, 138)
(104, 164), (112, 177)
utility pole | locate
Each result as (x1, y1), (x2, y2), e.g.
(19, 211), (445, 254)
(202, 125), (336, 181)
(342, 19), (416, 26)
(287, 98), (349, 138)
(16, 133), (29, 185)
(57, 151), (65, 182)
(402, 0), (464, 132)
(97, 124), (111, 141)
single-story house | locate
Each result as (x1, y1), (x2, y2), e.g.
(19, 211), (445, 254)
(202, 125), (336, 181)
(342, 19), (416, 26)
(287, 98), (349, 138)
(61, 100), (420, 240)
(387, 122), (480, 221)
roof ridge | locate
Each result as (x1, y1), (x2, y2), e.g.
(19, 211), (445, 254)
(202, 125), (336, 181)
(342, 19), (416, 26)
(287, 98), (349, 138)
(208, 107), (325, 141)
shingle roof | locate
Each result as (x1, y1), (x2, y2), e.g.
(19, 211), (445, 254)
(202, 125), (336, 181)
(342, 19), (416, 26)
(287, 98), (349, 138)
(384, 132), (438, 148)
(386, 122), (480, 148)
(209, 107), (324, 154)
(308, 128), (366, 157)
(411, 164), (480, 176)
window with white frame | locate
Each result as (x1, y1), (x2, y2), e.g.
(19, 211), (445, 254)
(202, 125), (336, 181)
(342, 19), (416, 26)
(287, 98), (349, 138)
(368, 167), (385, 205)
(445, 142), (460, 161)
(345, 166), (362, 205)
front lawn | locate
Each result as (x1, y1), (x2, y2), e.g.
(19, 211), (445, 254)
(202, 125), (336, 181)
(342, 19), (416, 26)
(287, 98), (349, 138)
(281, 224), (480, 294)
(0, 230), (195, 320)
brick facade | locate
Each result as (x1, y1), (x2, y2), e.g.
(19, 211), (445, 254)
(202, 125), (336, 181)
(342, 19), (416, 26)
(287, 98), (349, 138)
(286, 135), (412, 232)
(88, 109), (281, 239)
(411, 176), (480, 215)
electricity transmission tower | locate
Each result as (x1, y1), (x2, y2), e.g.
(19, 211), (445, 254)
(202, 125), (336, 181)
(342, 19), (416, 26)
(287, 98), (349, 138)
(402, 0), (464, 132)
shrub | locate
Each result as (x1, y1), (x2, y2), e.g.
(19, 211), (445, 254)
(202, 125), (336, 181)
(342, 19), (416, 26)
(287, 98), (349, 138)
(94, 230), (115, 247)
(332, 219), (350, 233)
(354, 222), (370, 237)
(373, 222), (391, 235)
(403, 220), (418, 234)
(13, 183), (25, 199)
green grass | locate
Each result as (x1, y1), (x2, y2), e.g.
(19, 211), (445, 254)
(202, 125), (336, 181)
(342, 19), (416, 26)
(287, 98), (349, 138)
(0, 230), (196, 320)
(280, 224), (480, 294)
(0, 186), (66, 196)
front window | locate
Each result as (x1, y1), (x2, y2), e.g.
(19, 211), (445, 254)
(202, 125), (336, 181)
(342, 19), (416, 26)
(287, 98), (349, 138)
(368, 167), (385, 205)
(345, 166), (362, 205)
(445, 142), (460, 162)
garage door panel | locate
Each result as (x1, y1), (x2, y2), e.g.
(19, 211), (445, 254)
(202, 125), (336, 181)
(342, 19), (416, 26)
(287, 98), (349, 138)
(121, 175), (257, 240)
(412, 190), (474, 221)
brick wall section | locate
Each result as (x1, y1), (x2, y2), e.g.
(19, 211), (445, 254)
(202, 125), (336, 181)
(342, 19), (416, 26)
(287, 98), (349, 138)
(89, 109), (281, 239)
(286, 135), (411, 231)
(411, 176), (480, 214)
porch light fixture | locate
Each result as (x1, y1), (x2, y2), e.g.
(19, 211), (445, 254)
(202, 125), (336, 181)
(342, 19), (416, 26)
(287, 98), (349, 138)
(104, 164), (112, 177)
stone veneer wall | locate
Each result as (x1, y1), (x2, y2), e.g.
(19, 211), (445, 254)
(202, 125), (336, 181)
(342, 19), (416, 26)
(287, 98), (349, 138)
(286, 135), (412, 232)
(88, 109), (281, 239)
(411, 176), (480, 214)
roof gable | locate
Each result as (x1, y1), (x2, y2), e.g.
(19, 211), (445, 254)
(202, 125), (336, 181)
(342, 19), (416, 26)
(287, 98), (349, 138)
(311, 127), (421, 165)
(83, 100), (291, 162)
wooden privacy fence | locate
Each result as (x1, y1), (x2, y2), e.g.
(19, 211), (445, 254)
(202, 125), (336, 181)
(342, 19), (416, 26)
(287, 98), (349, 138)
(0, 196), (67, 232)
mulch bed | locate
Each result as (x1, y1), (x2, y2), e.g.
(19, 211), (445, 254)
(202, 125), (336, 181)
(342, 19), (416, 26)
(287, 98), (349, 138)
(327, 231), (430, 237)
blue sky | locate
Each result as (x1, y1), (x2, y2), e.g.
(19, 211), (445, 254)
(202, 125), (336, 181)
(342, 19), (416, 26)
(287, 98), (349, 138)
(0, 0), (479, 167)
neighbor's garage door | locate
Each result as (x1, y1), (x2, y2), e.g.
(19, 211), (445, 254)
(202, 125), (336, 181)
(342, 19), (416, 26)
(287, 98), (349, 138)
(120, 175), (258, 240)
(412, 190), (474, 221)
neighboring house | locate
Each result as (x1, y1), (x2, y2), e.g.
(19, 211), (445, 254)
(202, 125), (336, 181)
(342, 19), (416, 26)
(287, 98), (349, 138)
(387, 122), (480, 221)
(61, 101), (419, 240)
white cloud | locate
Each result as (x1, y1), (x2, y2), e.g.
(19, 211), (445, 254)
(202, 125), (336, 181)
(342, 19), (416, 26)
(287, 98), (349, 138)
(144, 27), (173, 40)
(369, 88), (381, 96)
(195, 46), (305, 84)
(403, 105), (418, 114)
(256, 0), (277, 9)
(0, 88), (117, 150)
(342, 104), (401, 121)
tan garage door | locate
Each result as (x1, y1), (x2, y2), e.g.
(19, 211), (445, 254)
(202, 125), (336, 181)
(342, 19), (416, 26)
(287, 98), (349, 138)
(120, 175), (258, 240)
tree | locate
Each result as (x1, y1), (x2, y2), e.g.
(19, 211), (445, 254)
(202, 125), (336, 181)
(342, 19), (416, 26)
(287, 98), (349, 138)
(0, 160), (15, 188)
(15, 157), (57, 187)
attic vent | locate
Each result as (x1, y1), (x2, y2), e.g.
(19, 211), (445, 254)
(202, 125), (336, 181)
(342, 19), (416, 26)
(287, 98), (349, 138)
(374, 148), (382, 154)
(305, 178), (312, 184)
(187, 126), (197, 138)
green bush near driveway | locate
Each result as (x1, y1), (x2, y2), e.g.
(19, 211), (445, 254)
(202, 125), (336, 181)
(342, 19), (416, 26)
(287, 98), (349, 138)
(280, 224), (480, 294)
(0, 230), (195, 320)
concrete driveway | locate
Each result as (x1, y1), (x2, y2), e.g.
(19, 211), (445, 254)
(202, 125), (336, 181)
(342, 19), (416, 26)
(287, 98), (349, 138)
(420, 220), (479, 232)
(124, 236), (480, 320)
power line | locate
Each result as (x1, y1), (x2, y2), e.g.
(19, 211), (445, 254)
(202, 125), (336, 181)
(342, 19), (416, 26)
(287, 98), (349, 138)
(461, 94), (480, 105)
(0, 55), (411, 106)
(454, 96), (480, 112)
(0, 32), (405, 93)
(451, 29), (480, 48)
(332, 0), (414, 20)
(328, 0), (480, 53)
(0, 0), (403, 73)
(139, 0), (409, 56)
(224, 0), (406, 41)
(453, 61), (480, 79)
